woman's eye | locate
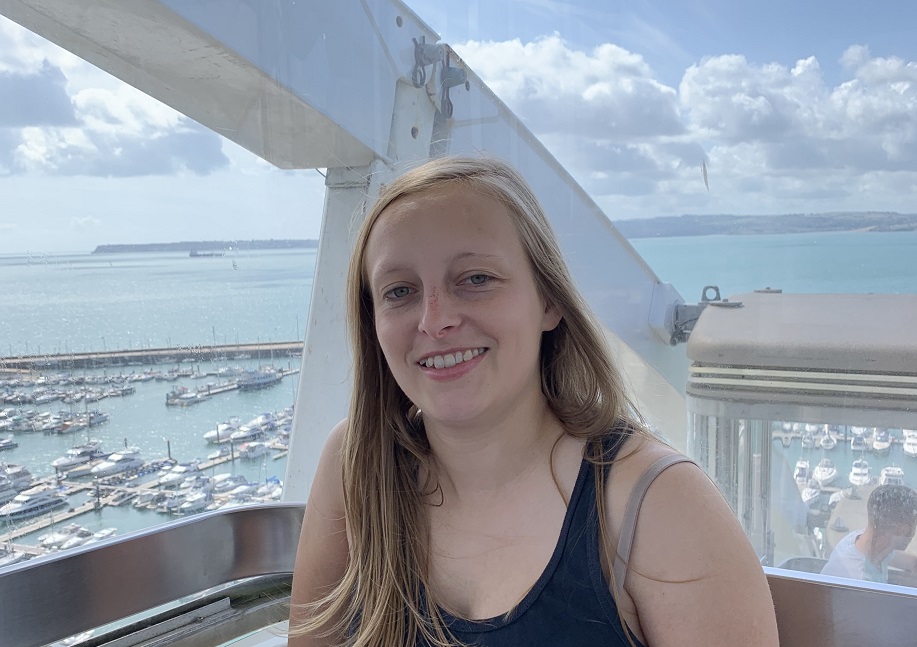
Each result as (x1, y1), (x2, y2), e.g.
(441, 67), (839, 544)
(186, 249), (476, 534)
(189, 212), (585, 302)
(385, 286), (412, 300)
(466, 274), (490, 285)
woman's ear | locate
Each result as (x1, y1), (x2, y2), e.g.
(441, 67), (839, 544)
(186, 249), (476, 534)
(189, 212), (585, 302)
(541, 302), (562, 332)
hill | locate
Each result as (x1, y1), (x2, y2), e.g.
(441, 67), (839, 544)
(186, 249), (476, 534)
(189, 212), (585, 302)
(613, 212), (917, 238)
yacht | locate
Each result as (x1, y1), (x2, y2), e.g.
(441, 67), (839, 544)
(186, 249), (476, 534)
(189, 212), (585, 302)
(237, 441), (268, 459)
(1, 464), (33, 491)
(51, 440), (107, 471)
(229, 426), (265, 443)
(236, 368), (282, 390)
(39, 523), (87, 550)
(793, 459), (809, 486)
(903, 430), (917, 458)
(0, 435), (18, 452)
(0, 485), (68, 521)
(871, 429), (891, 454)
(90, 448), (144, 477)
(0, 478), (18, 506)
(82, 528), (117, 546)
(812, 458), (837, 488)
(800, 431), (816, 450)
(849, 458), (872, 486)
(880, 465), (906, 486)
(177, 491), (211, 514)
(851, 433), (867, 452)
(819, 427), (836, 450)
(159, 462), (201, 488)
(801, 479), (821, 506)
(202, 418), (241, 444)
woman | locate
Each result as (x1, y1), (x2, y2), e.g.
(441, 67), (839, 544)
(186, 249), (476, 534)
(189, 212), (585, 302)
(289, 156), (778, 646)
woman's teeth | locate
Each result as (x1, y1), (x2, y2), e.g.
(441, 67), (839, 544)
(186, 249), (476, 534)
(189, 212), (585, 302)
(420, 348), (485, 369)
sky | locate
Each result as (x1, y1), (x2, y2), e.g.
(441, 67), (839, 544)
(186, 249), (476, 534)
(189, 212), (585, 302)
(1, 0), (916, 253)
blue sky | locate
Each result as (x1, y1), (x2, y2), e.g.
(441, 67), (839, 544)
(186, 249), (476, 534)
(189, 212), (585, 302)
(1, 0), (916, 253)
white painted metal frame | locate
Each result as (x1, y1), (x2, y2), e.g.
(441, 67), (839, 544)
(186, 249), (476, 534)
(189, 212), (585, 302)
(0, 0), (689, 501)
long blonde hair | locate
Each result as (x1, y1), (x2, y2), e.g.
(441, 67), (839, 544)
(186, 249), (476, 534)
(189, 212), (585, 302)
(296, 156), (652, 646)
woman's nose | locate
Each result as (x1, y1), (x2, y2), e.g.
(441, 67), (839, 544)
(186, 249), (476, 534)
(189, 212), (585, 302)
(418, 289), (460, 338)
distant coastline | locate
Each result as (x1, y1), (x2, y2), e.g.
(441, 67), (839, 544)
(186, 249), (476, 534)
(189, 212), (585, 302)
(92, 239), (319, 254)
(613, 212), (917, 238)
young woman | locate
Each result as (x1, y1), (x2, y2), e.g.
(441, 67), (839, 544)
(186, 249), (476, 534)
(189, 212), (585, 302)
(289, 156), (778, 646)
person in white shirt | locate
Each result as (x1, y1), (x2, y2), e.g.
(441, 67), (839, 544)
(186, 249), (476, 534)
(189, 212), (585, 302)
(822, 484), (917, 583)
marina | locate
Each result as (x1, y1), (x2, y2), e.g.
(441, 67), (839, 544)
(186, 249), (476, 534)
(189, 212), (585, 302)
(0, 351), (298, 563)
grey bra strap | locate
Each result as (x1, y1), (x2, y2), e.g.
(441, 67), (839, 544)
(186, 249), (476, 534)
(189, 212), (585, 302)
(612, 453), (695, 598)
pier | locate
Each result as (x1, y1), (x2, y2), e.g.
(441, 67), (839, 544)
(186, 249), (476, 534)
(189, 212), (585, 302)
(0, 341), (304, 373)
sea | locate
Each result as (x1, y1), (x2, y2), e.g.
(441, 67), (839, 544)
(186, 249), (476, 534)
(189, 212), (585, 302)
(2, 231), (917, 548)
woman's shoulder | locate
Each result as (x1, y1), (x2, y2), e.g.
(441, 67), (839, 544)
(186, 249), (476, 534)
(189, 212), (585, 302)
(602, 433), (779, 644)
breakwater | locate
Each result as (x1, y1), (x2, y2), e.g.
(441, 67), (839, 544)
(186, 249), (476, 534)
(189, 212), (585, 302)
(0, 341), (304, 373)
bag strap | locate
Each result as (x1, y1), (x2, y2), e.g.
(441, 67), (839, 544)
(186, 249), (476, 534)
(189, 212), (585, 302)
(612, 453), (695, 598)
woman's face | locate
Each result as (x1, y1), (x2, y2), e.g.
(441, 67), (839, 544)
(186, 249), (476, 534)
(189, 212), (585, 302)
(363, 184), (561, 430)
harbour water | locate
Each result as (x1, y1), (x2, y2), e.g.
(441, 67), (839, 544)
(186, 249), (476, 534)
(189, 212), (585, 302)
(2, 231), (917, 556)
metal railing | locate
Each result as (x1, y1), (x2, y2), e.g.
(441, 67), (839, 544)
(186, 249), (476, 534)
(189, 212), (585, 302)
(2, 503), (917, 646)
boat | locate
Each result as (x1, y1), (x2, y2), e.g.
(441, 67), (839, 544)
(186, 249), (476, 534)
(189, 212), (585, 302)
(59, 527), (98, 551)
(177, 491), (211, 514)
(0, 485), (68, 520)
(812, 458), (837, 488)
(211, 473), (248, 494)
(1, 464), (33, 491)
(819, 427), (836, 450)
(794, 459), (810, 486)
(880, 465), (906, 486)
(165, 387), (210, 407)
(236, 368), (282, 390)
(237, 441), (268, 459)
(90, 448), (144, 477)
(82, 528), (117, 546)
(0, 477), (18, 505)
(903, 430), (917, 458)
(0, 548), (29, 568)
(189, 249), (224, 257)
(229, 425), (264, 443)
(39, 523), (88, 550)
(202, 418), (240, 444)
(849, 458), (872, 486)
(51, 440), (107, 471)
(159, 462), (202, 488)
(801, 479), (821, 506)
(871, 429), (891, 454)
(0, 435), (18, 452)
(851, 433), (867, 452)
(801, 432), (816, 450)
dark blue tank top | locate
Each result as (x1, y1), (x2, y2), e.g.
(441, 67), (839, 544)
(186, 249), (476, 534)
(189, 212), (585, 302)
(422, 442), (644, 646)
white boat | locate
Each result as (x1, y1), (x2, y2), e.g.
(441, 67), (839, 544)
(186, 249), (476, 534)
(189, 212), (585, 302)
(871, 429), (891, 454)
(82, 528), (117, 545)
(819, 427), (836, 450)
(0, 435), (18, 452)
(0, 485), (68, 520)
(801, 479), (821, 506)
(2, 463), (34, 490)
(880, 465), (906, 486)
(90, 447), (144, 477)
(51, 440), (107, 470)
(0, 548), (29, 567)
(849, 458), (872, 486)
(801, 432), (816, 450)
(794, 459), (810, 486)
(159, 462), (201, 488)
(237, 441), (268, 459)
(851, 433), (867, 452)
(236, 368), (282, 390)
(59, 527), (97, 550)
(0, 477), (19, 505)
(202, 418), (240, 444)
(903, 430), (917, 458)
(812, 458), (837, 488)
(229, 426), (264, 443)
(211, 473), (248, 494)
(178, 491), (211, 514)
(39, 523), (87, 549)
